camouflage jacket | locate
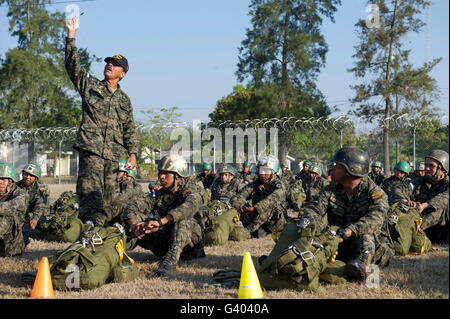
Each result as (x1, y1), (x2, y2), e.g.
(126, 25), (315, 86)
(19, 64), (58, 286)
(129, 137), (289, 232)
(381, 176), (414, 205)
(210, 176), (243, 203)
(392, 175), (449, 214)
(295, 170), (310, 186)
(368, 172), (386, 186)
(304, 176), (329, 202)
(196, 172), (216, 190)
(109, 179), (144, 220)
(239, 171), (257, 185)
(65, 37), (138, 160)
(230, 176), (288, 231)
(15, 180), (49, 221)
(122, 177), (203, 224)
(0, 184), (29, 225)
(303, 175), (389, 237)
(281, 170), (295, 185)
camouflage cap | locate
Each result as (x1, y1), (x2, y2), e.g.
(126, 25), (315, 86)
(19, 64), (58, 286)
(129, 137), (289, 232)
(158, 154), (188, 177)
(371, 161), (382, 168)
(23, 163), (42, 179)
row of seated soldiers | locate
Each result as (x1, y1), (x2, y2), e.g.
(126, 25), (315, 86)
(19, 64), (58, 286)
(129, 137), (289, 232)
(1, 148), (448, 285)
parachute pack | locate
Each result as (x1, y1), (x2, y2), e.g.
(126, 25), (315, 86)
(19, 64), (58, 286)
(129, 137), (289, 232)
(50, 222), (135, 290)
(258, 222), (345, 292)
(204, 200), (250, 245)
(38, 191), (83, 243)
(387, 202), (432, 256)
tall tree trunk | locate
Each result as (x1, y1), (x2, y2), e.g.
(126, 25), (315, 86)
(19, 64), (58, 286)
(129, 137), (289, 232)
(383, 0), (399, 177)
(279, 0), (290, 164)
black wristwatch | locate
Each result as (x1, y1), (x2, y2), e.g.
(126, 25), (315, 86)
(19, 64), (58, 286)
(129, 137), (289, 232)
(150, 217), (164, 227)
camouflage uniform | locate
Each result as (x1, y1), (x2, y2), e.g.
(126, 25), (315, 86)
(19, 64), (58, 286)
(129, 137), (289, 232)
(122, 177), (204, 260)
(16, 179), (50, 247)
(0, 184), (29, 256)
(196, 172), (216, 190)
(210, 175), (243, 202)
(304, 175), (329, 202)
(391, 175), (449, 236)
(106, 179), (144, 226)
(204, 172), (246, 245)
(239, 170), (257, 185)
(368, 172), (385, 186)
(381, 175), (414, 206)
(303, 175), (390, 265)
(65, 37), (138, 225)
(230, 176), (288, 237)
(295, 169), (310, 187)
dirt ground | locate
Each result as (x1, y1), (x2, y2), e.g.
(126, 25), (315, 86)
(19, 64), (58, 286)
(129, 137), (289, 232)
(0, 183), (448, 300)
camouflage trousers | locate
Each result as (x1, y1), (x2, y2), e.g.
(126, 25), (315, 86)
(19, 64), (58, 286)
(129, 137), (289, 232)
(240, 207), (287, 238)
(124, 211), (204, 260)
(76, 150), (119, 226)
(0, 216), (25, 257)
(421, 206), (449, 244)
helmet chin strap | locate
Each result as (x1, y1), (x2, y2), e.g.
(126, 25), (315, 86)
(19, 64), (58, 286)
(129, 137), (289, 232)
(427, 165), (444, 182)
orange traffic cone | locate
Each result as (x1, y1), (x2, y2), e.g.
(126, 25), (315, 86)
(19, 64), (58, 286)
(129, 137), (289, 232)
(238, 252), (263, 299)
(30, 257), (54, 299)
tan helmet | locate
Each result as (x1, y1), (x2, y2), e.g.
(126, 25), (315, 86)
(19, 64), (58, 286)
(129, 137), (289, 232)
(158, 154), (188, 177)
(425, 149), (449, 173)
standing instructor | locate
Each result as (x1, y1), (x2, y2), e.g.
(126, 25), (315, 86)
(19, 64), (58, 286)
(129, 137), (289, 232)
(65, 17), (138, 226)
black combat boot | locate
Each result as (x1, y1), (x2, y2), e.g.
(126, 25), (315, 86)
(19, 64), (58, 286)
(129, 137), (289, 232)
(346, 250), (372, 282)
(154, 245), (182, 277)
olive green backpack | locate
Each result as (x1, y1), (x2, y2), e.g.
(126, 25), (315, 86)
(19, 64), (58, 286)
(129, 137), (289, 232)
(50, 223), (135, 290)
(38, 191), (84, 243)
(258, 222), (342, 292)
(204, 200), (248, 245)
(387, 202), (432, 256)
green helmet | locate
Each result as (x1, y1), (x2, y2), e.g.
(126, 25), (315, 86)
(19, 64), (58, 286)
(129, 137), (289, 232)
(309, 163), (322, 176)
(127, 167), (137, 179)
(202, 162), (212, 171)
(257, 155), (280, 174)
(331, 147), (370, 177)
(23, 163), (41, 179)
(243, 160), (252, 168)
(425, 149), (449, 173)
(158, 154), (188, 177)
(371, 161), (382, 168)
(218, 164), (235, 176)
(305, 160), (312, 166)
(118, 159), (127, 172)
(0, 162), (17, 182)
(394, 161), (410, 174)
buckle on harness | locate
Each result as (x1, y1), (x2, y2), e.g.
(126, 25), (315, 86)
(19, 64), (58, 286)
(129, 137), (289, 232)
(287, 245), (315, 262)
(389, 214), (398, 222)
(300, 250), (315, 261)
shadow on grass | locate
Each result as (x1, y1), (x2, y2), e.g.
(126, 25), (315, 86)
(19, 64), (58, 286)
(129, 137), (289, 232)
(384, 252), (449, 297)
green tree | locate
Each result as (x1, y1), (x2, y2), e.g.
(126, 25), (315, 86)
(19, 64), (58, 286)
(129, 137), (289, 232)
(0, 0), (99, 162)
(137, 106), (183, 177)
(228, 0), (341, 163)
(348, 0), (441, 175)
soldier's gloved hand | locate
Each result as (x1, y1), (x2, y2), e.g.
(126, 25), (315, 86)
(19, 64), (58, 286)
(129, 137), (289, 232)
(298, 217), (310, 229)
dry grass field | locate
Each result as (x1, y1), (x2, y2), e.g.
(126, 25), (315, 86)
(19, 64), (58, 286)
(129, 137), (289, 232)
(0, 183), (448, 300)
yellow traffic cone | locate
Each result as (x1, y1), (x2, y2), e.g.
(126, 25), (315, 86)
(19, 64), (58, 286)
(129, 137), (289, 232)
(238, 252), (263, 299)
(30, 257), (55, 299)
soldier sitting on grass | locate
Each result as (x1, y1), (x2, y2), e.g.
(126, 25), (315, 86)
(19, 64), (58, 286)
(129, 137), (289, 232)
(0, 162), (29, 257)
